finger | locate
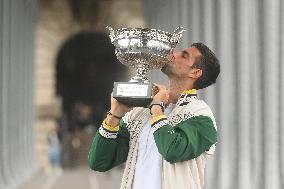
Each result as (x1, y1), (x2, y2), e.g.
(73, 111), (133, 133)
(152, 86), (158, 92)
(152, 84), (158, 90)
(153, 89), (159, 96)
(152, 84), (160, 94)
(154, 84), (166, 90)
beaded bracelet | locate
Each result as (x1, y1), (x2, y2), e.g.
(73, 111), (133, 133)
(106, 111), (122, 119)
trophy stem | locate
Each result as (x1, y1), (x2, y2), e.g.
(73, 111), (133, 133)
(130, 65), (150, 83)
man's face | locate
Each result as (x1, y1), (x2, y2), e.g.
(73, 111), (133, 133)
(162, 47), (202, 79)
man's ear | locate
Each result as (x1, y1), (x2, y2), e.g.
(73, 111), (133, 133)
(189, 68), (202, 79)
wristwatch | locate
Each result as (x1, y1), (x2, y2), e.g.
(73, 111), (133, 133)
(149, 101), (166, 115)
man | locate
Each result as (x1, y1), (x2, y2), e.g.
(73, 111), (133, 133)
(88, 43), (220, 189)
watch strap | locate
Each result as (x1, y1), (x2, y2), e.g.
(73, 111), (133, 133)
(149, 102), (165, 115)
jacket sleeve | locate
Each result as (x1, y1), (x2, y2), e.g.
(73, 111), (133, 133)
(153, 115), (217, 163)
(88, 119), (130, 172)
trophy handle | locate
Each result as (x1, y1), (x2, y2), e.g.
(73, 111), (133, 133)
(170, 27), (186, 48)
(106, 26), (115, 42)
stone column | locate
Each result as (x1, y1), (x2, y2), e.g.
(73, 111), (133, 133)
(0, 0), (38, 188)
(142, 0), (284, 188)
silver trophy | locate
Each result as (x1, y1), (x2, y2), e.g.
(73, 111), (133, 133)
(107, 26), (185, 107)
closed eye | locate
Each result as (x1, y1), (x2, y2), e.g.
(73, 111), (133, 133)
(182, 51), (190, 59)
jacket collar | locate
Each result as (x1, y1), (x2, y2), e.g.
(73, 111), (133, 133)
(176, 89), (197, 106)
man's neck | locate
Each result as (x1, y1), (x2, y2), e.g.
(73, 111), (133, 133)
(168, 79), (194, 104)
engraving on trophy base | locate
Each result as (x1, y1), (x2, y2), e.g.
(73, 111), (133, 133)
(113, 82), (153, 107)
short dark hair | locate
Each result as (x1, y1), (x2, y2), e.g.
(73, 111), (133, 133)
(190, 43), (220, 89)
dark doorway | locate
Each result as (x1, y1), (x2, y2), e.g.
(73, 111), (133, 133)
(56, 32), (126, 131)
(55, 32), (127, 167)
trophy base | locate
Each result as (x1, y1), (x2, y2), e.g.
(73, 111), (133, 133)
(113, 82), (153, 107)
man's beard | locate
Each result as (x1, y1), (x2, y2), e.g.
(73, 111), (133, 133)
(161, 64), (173, 76)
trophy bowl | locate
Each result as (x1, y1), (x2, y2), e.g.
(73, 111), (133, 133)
(107, 26), (185, 107)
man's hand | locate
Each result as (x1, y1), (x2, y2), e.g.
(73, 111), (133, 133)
(151, 84), (169, 116)
(152, 84), (169, 105)
(106, 95), (131, 127)
(110, 96), (131, 117)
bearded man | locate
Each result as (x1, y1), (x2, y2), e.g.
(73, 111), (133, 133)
(88, 42), (220, 189)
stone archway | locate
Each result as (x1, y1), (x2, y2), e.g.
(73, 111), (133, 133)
(56, 32), (127, 131)
(34, 0), (145, 172)
(55, 32), (127, 167)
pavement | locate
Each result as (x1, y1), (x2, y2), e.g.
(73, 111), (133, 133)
(19, 166), (124, 189)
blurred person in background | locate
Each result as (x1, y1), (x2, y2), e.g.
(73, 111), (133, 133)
(88, 43), (220, 189)
(71, 101), (94, 130)
(66, 101), (96, 167)
(47, 125), (62, 175)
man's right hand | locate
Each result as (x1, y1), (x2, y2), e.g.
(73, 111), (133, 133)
(105, 96), (131, 127)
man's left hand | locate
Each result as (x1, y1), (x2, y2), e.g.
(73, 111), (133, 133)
(152, 84), (169, 105)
